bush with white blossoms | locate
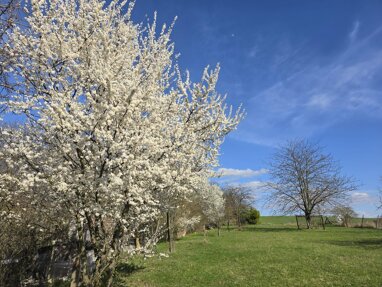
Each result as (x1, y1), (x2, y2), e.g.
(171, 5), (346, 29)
(0, 0), (243, 286)
(177, 215), (201, 233)
(197, 180), (225, 232)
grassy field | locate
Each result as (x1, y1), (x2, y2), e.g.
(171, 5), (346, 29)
(115, 216), (382, 287)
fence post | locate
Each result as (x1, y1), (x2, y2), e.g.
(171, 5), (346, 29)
(295, 215), (300, 230)
(376, 215), (379, 229)
(321, 215), (325, 230)
(167, 211), (173, 253)
(361, 215), (364, 228)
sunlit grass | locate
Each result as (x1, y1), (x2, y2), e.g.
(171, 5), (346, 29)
(115, 217), (382, 287)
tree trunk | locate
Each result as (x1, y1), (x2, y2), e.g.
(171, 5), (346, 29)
(237, 208), (241, 230)
(70, 220), (84, 287)
(295, 215), (300, 229)
(305, 213), (312, 229)
(70, 219), (92, 287)
(70, 254), (80, 287)
(135, 230), (141, 250)
(105, 259), (117, 287)
(320, 215), (325, 230)
(46, 242), (55, 284)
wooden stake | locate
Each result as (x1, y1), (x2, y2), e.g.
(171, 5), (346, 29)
(320, 215), (325, 230)
(167, 211), (173, 253)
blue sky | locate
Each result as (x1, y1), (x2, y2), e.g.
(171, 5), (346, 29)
(132, 0), (382, 217)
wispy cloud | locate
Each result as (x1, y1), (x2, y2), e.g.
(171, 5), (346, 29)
(351, 191), (380, 217)
(248, 45), (259, 58)
(234, 25), (382, 146)
(349, 21), (360, 42)
(213, 168), (269, 200)
(215, 168), (268, 178)
(351, 192), (372, 204)
(240, 180), (267, 190)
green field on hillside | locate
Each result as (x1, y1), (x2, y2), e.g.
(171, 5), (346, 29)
(259, 215), (297, 225)
(115, 217), (382, 287)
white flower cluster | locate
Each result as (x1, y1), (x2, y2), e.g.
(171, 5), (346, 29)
(177, 215), (201, 231)
(196, 179), (225, 224)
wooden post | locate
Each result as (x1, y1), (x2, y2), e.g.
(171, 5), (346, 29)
(320, 215), (325, 230)
(167, 211), (173, 253)
(376, 215), (379, 229)
(237, 210), (241, 230)
(135, 231), (141, 250)
(203, 225), (208, 243)
(361, 215), (364, 228)
(295, 215), (300, 230)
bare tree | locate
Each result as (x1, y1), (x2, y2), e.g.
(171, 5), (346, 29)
(331, 204), (357, 227)
(223, 186), (254, 229)
(266, 140), (357, 228)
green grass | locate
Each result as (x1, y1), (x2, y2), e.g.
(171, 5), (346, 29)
(115, 217), (382, 287)
(260, 215), (297, 225)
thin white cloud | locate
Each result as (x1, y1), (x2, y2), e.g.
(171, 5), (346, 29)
(215, 168), (268, 178)
(248, 45), (259, 58)
(234, 25), (382, 146)
(349, 21), (360, 42)
(351, 192), (372, 204)
(307, 93), (332, 109)
(241, 180), (266, 190)
(240, 181), (269, 201)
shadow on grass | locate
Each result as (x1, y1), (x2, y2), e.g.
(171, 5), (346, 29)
(241, 226), (300, 232)
(113, 261), (146, 287)
(115, 261), (145, 275)
(328, 239), (382, 249)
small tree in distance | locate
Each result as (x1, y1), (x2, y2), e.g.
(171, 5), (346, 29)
(266, 139), (357, 229)
(331, 204), (357, 227)
(242, 208), (260, 225)
(223, 186), (254, 230)
(200, 184), (225, 236)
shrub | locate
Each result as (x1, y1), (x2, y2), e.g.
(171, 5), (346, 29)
(242, 208), (260, 225)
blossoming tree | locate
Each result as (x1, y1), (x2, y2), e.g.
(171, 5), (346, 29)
(197, 180), (225, 236)
(1, 0), (243, 286)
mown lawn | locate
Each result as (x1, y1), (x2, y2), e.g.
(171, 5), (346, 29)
(114, 217), (382, 287)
